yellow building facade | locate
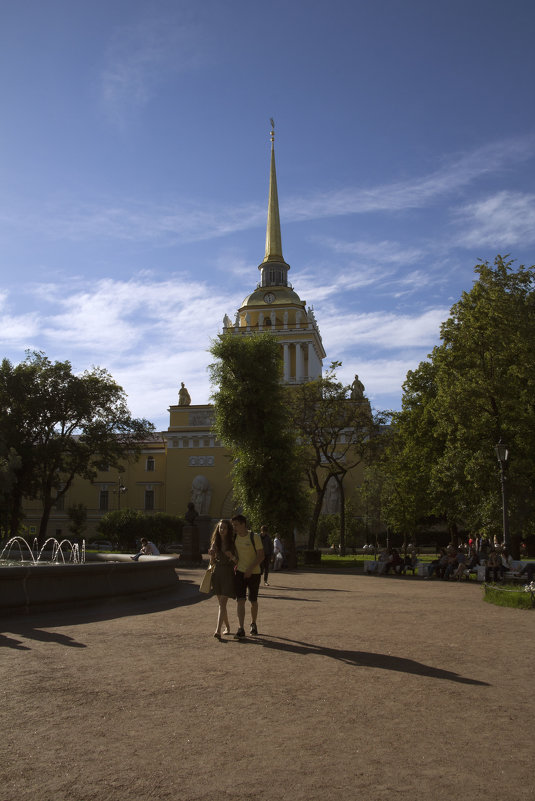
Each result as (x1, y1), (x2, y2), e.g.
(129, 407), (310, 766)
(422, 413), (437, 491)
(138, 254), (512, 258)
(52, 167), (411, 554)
(23, 126), (366, 548)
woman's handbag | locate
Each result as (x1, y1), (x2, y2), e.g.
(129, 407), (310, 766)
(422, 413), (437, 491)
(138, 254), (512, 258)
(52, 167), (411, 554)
(199, 565), (213, 594)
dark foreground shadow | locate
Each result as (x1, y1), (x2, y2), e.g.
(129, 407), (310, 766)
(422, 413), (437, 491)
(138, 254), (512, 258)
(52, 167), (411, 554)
(0, 576), (209, 647)
(0, 629), (87, 650)
(226, 634), (490, 687)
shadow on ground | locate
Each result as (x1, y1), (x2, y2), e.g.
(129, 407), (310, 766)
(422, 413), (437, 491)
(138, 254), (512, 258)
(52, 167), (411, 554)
(216, 633), (491, 686)
(0, 574), (208, 642)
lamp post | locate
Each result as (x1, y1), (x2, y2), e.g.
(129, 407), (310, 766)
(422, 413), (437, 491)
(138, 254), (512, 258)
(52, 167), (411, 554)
(494, 442), (510, 548)
(114, 475), (128, 510)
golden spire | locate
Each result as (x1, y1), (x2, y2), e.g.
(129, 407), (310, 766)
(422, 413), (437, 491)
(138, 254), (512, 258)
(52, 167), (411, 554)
(263, 118), (285, 263)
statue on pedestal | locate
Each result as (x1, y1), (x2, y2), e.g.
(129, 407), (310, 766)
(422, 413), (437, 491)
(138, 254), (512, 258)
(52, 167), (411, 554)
(350, 374), (365, 401)
(185, 502), (198, 526)
(178, 382), (191, 406)
(191, 475), (211, 515)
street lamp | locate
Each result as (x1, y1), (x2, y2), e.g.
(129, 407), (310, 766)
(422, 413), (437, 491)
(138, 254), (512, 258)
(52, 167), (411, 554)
(113, 475), (128, 510)
(494, 442), (510, 548)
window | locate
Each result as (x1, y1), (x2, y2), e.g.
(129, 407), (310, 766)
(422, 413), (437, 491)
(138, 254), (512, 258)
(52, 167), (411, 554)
(146, 456), (155, 472)
(99, 490), (109, 511)
(145, 489), (154, 511)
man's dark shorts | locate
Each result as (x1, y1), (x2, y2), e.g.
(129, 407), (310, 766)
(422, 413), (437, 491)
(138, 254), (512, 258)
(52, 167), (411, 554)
(235, 571), (261, 602)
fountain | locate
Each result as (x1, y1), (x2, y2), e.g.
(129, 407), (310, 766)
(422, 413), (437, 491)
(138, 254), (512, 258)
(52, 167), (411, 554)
(0, 536), (180, 615)
(0, 536), (85, 565)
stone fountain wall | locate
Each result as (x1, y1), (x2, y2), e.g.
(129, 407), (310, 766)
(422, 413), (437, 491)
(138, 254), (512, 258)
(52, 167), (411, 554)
(0, 553), (180, 615)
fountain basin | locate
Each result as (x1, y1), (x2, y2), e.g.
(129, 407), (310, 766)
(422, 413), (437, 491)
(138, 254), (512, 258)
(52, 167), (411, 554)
(0, 553), (180, 615)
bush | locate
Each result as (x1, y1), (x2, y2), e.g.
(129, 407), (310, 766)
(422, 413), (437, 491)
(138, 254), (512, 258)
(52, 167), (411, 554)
(97, 508), (185, 550)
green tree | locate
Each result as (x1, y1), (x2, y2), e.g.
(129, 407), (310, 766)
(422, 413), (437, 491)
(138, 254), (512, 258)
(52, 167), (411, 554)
(0, 351), (155, 540)
(289, 363), (382, 552)
(384, 256), (535, 555)
(209, 332), (308, 567)
(67, 503), (88, 540)
(97, 508), (146, 549)
(96, 509), (184, 550)
(0, 442), (21, 536)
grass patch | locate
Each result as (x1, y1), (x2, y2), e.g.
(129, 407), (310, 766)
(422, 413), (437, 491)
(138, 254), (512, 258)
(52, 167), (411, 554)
(483, 583), (534, 610)
(319, 554), (361, 568)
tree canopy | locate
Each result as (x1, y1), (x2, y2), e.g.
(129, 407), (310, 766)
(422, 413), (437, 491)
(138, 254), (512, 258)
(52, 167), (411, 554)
(379, 256), (535, 553)
(0, 351), (155, 539)
(209, 332), (308, 562)
(289, 362), (382, 551)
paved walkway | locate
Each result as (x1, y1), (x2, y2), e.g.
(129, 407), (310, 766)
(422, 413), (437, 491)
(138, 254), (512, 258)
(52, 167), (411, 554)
(1, 567), (534, 801)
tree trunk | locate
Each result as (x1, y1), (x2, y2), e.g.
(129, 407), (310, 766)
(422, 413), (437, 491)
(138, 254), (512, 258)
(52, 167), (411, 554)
(307, 471), (327, 549)
(38, 498), (55, 544)
(308, 494), (324, 549)
(338, 476), (346, 555)
(8, 486), (25, 538)
(283, 528), (297, 569)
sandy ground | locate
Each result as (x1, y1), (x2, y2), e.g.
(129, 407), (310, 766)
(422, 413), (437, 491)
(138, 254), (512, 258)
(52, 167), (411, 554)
(1, 566), (534, 801)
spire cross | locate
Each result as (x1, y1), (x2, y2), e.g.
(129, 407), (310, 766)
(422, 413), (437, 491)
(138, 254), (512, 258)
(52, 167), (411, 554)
(270, 117), (275, 145)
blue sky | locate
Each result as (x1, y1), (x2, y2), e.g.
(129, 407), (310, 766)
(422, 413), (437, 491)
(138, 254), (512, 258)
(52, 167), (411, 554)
(1, 0), (534, 430)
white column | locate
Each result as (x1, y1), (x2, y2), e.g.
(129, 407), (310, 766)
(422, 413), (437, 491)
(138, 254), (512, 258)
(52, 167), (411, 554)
(307, 342), (313, 379)
(283, 343), (290, 382)
(296, 343), (304, 382)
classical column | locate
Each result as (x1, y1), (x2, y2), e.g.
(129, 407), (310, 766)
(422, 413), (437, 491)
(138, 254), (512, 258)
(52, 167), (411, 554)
(296, 343), (304, 382)
(307, 342), (314, 379)
(283, 343), (290, 382)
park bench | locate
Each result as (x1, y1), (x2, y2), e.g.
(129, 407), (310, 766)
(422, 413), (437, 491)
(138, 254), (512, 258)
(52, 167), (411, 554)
(474, 560), (533, 582)
(364, 559), (535, 582)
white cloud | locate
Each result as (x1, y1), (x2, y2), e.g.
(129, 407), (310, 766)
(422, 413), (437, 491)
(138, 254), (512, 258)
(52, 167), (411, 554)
(320, 308), (448, 351)
(455, 191), (535, 248)
(0, 313), (41, 346)
(3, 138), (533, 248)
(2, 275), (240, 429)
(336, 357), (425, 399)
(318, 238), (425, 265)
(294, 264), (392, 304)
(282, 136), (535, 221)
(0, 274), (445, 426)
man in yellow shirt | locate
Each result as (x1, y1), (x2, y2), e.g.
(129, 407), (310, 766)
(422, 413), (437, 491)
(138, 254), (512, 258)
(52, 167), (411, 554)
(231, 514), (264, 639)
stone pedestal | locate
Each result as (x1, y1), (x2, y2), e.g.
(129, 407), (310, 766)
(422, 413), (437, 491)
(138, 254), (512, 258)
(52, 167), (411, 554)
(181, 525), (201, 563)
(196, 515), (212, 552)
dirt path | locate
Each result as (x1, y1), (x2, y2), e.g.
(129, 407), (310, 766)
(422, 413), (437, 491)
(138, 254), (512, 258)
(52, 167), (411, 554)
(1, 568), (534, 801)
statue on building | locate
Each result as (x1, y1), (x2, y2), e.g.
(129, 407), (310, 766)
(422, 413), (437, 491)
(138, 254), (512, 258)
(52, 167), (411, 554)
(350, 374), (365, 401)
(191, 475), (212, 515)
(178, 382), (191, 406)
(223, 314), (232, 329)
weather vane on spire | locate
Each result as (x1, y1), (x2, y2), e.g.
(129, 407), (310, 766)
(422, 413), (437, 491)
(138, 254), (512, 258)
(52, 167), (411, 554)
(270, 117), (275, 143)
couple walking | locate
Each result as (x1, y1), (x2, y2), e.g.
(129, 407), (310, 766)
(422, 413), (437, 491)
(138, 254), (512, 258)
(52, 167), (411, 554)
(208, 515), (265, 640)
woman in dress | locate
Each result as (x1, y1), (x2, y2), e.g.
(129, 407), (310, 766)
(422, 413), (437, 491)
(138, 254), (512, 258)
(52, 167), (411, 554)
(208, 519), (238, 638)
